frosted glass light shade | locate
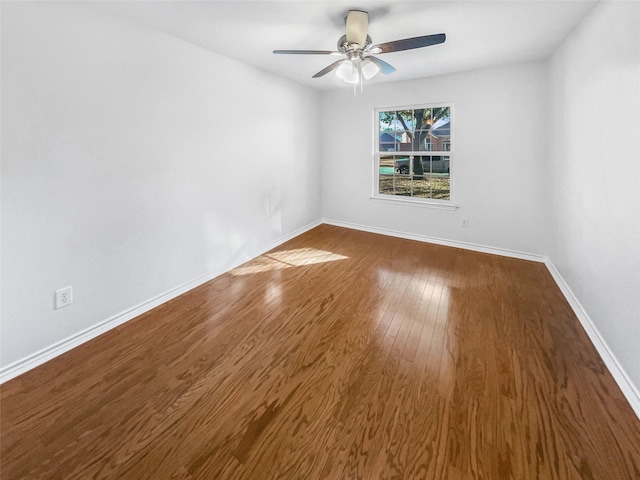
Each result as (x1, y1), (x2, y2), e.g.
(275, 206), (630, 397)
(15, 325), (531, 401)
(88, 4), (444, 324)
(361, 59), (379, 80)
(336, 60), (359, 84)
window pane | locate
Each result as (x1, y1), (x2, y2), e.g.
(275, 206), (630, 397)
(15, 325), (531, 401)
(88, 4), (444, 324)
(379, 111), (397, 152)
(394, 155), (411, 175)
(396, 131), (411, 151)
(393, 176), (411, 196)
(432, 174), (450, 200)
(414, 155), (428, 175)
(414, 108), (431, 130)
(431, 107), (451, 152)
(433, 106), (450, 125)
(379, 155), (394, 175)
(379, 111), (395, 131)
(379, 131), (396, 152)
(411, 176), (431, 198)
(420, 155), (449, 174)
(432, 156), (451, 199)
(414, 131), (432, 151)
(379, 175), (394, 196)
(432, 155), (442, 173)
(396, 110), (414, 132)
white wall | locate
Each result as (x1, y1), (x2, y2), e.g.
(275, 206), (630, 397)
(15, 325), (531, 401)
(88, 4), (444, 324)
(320, 61), (548, 255)
(0, 2), (321, 370)
(548, 1), (640, 390)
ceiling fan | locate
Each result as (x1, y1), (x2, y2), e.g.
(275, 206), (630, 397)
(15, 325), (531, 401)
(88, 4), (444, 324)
(273, 10), (446, 89)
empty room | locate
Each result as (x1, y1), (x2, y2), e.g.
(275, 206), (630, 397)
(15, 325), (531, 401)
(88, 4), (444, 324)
(1, 1), (639, 478)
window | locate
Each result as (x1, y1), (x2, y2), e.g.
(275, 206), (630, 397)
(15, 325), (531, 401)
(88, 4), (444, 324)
(375, 104), (453, 205)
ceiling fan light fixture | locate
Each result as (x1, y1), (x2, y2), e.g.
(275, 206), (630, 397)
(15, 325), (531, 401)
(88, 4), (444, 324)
(361, 58), (379, 80)
(336, 60), (360, 84)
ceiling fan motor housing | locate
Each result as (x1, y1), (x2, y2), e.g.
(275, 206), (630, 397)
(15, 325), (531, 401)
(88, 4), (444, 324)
(337, 34), (373, 54)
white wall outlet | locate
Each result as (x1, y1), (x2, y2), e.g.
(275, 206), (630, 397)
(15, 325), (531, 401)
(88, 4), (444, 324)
(461, 217), (469, 227)
(55, 286), (73, 309)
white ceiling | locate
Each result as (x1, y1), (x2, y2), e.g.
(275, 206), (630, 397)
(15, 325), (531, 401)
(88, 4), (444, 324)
(94, 0), (598, 90)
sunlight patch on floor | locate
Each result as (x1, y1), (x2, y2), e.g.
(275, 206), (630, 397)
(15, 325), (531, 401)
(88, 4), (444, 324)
(231, 248), (348, 276)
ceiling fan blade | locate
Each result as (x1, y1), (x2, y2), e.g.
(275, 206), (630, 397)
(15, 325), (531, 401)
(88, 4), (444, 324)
(273, 50), (338, 55)
(345, 10), (368, 46)
(312, 60), (345, 78)
(367, 56), (396, 75)
(372, 33), (446, 54)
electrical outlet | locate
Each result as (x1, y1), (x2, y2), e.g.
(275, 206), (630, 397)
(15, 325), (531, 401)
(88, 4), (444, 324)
(461, 217), (469, 227)
(55, 286), (73, 309)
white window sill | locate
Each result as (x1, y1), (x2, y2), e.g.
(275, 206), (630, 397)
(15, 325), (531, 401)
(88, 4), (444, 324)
(369, 195), (459, 210)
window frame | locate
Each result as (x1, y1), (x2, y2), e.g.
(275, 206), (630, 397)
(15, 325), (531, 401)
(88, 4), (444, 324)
(372, 102), (457, 210)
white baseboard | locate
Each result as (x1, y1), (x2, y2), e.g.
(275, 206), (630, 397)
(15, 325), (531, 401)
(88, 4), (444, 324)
(0, 219), (322, 384)
(324, 219), (640, 419)
(322, 218), (547, 263)
(544, 260), (640, 419)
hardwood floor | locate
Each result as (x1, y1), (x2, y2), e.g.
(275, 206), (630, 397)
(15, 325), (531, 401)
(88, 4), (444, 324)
(1, 224), (639, 479)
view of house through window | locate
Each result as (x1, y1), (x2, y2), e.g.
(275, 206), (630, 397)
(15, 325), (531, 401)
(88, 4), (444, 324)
(376, 105), (452, 202)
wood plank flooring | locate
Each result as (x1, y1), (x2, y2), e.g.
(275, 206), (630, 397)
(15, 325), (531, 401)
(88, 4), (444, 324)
(1, 224), (639, 479)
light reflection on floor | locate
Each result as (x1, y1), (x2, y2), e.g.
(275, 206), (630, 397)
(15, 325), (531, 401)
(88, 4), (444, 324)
(264, 282), (282, 307)
(231, 248), (348, 276)
(377, 268), (451, 316)
(373, 267), (451, 355)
